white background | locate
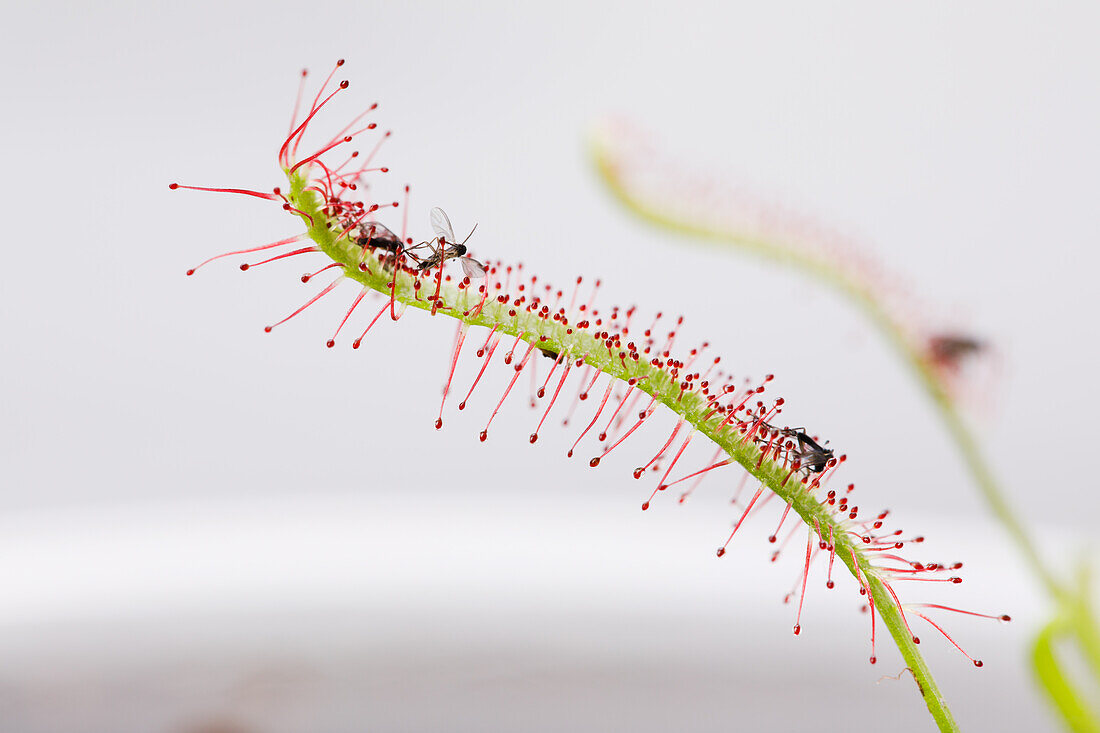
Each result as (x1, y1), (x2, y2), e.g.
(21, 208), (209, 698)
(1, 1), (1097, 731)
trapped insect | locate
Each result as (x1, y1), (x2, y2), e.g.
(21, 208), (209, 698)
(406, 207), (486, 279)
(782, 427), (834, 474)
(756, 422), (835, 475)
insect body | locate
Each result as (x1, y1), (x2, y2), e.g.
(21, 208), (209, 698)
(782, 427), (834, 474)
(754, 422), (834, 475)
(406, 207), (486, 278)
(354, 221), (403, 253)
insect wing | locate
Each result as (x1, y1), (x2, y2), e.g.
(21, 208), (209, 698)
(460, 256), (487, 279)
(364, 222), (401, 251)
(430, 207), (457, 245)
(366, 222), (398, 240)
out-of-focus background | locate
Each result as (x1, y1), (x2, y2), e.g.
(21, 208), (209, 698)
(2, 2), (1098, 731)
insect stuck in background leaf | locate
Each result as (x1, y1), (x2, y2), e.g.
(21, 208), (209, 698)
(927, 334), (984, 370)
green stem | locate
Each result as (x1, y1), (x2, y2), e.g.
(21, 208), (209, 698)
(1073, 605), (1100, 685)
(934, 392), (1062, 597)
(287, 171), (961, 732)
(1033, 616), (1100, 733)
(869, 576), (961, 732)
(1068, 564), (1100, 695)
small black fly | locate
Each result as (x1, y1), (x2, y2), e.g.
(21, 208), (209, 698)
(405, 207), (486, 279)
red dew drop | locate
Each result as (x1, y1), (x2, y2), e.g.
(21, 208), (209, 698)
(169, 183), (179, 189)
(768, 535), (777, 543)
(529, 433), (538, 443)
(826, 580), (835, 589)
(869, 656), (877, 665)
(793, 625), (801, 635)
(239, 264), (250, 271)
(458, 401), (467, 411)
(435, 418), (443, 430)
(567, 450), (574, 458)
(536, 388), (546, 398)
(913, 636), (921, 644)
(974, 660), (984, 668)
(185, 269), (195, 276)
(597, 432), (607, 441)
(352, 339), (362, 349)
(641, 501), (650, 511)
(326, 339), (335, 348)
(1001, 615), (1012, 622)
(264, 326), (273, 333)
(479, 430), (488, 442)
(632, 467), (644, 479)
(589, 457), (601, 467)
(715, 548), (726, 558)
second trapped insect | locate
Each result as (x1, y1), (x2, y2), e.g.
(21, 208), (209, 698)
(355, 221), (403, 253)
(406, 207), (487, 279)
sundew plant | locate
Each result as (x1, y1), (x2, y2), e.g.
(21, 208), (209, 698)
(172, 62), (1010, 733)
